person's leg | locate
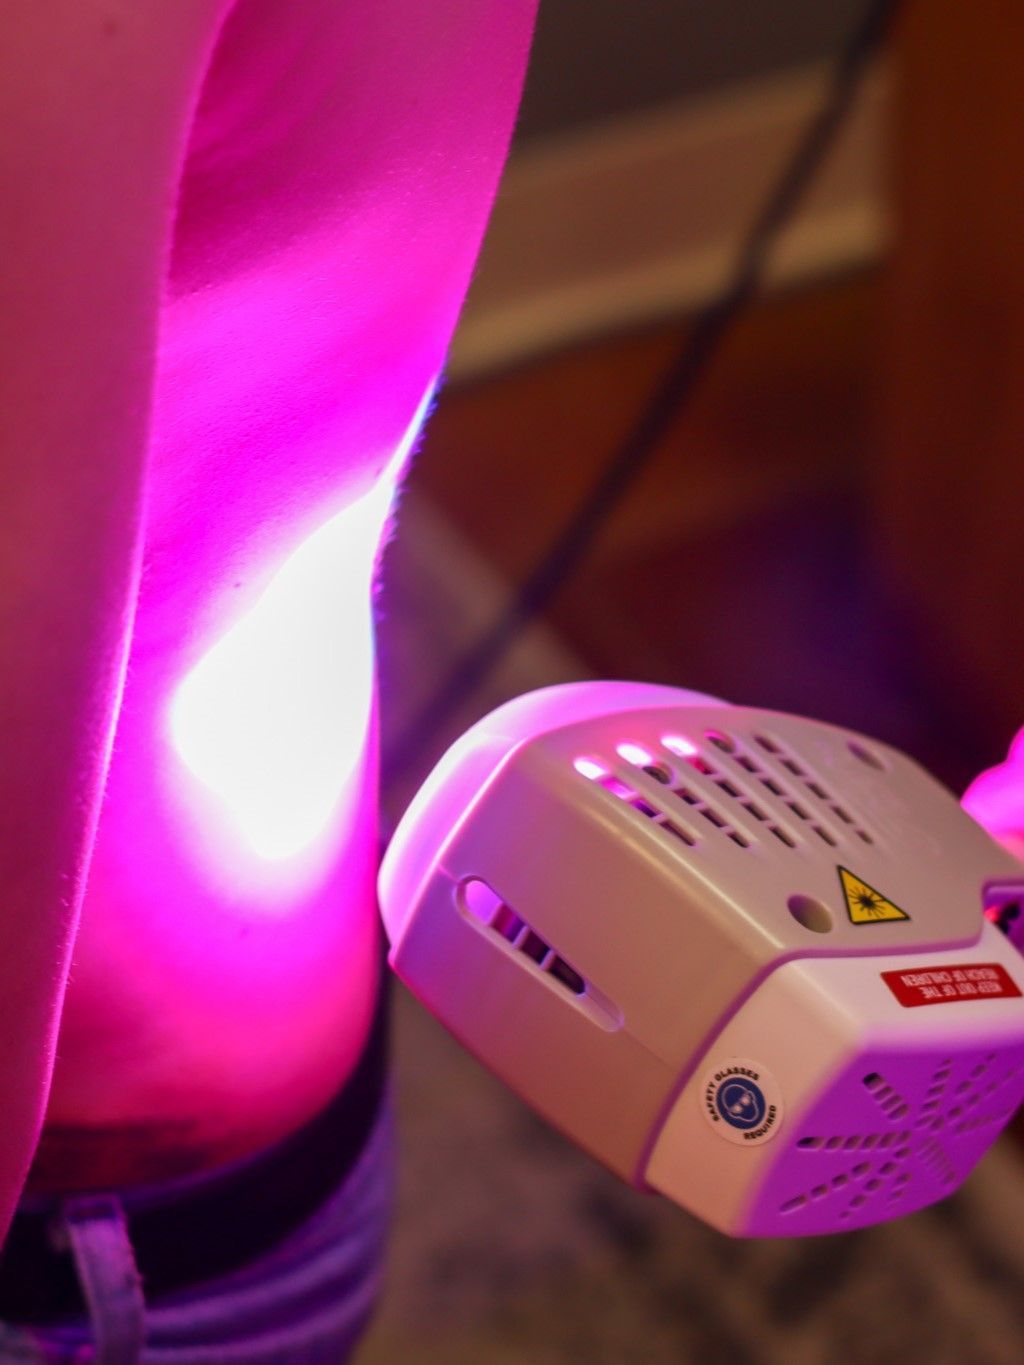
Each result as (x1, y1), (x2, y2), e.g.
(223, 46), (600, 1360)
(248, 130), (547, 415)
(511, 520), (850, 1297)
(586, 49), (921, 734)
(0, 0), (537, 1349)
(3, 1026), (393, 1362)
(32, 0), (538, 1187)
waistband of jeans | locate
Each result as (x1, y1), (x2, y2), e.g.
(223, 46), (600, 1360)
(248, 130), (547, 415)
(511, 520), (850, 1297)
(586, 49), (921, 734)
(0, 969), (389, 1325)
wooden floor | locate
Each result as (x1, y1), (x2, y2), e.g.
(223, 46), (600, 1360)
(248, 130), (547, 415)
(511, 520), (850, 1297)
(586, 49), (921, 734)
(405, 269), (1003, 795)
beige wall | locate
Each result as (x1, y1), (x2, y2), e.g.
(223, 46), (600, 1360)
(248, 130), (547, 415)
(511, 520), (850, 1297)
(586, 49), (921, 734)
(518, 0), (867, 143)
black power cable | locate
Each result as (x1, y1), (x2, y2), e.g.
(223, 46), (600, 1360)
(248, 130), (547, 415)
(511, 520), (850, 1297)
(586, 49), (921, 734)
(385, 0), (902, 785)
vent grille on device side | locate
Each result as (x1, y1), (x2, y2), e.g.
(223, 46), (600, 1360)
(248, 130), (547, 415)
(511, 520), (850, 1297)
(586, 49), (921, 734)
(774, 1051), (1024, 1226)
(573, 725), (875, 858)
(458, 878), (586, 996)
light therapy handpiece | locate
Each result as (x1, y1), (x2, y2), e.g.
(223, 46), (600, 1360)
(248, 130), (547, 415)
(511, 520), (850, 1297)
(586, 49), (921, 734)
(378, 683), (1024, 1237)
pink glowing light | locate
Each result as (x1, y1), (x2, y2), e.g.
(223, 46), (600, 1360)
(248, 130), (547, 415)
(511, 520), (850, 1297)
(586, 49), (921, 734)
(617, 741), (654, 767)
(169, 382), (435, 861)
(574, 757), (607, 781)
(963, 727), (1024, 864)
(662, 734), (698, 758)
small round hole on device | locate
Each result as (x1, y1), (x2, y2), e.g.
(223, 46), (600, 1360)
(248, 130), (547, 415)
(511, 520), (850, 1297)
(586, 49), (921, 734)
(787, 894), (834, 934)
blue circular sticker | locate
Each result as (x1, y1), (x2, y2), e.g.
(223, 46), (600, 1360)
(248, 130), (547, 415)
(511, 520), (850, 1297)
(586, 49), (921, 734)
(700, 1057), (783, 1146)
(716, 1078), (767, 1130)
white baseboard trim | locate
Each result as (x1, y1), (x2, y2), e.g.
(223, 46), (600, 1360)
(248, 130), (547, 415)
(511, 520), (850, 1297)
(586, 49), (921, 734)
(450, 62), (889, 381)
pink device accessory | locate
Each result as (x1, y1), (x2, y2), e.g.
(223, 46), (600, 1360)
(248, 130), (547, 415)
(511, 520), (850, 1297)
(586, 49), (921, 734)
(379, 682), (1024, 1237)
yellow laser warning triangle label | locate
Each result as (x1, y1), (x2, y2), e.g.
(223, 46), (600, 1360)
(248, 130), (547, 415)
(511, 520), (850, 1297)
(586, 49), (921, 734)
(838, 866), (910, 925)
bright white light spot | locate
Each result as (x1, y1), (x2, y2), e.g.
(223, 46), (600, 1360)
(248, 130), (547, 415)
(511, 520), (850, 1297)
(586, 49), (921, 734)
(574, 757), (607, 780)
(616, 742), (653, 767)
(662, 734), (698, 758)
(169, 382), (435, 861)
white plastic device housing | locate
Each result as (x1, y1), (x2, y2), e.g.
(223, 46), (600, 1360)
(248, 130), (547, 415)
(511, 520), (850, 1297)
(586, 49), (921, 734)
(379, 682), (1024, 1237)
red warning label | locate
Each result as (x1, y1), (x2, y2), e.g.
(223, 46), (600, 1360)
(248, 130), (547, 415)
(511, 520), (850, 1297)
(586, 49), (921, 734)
(882, 963), (1021, 1008)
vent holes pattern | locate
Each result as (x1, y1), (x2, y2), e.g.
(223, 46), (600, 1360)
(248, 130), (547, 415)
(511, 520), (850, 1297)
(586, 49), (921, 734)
(579, 753), (749, 854)
(863, 1072), (910, 1122)
(750, 733), (876, 846)
(796, 1129), (911, 1155)
(777, 1051), (1024, 1225)
(919, 1137), (957, 1187)
(782, 1159), (888, 1218)
(575, 723), (880, 861)
(947, 1059), (1022, 1135)
(590, 772), (699, 850)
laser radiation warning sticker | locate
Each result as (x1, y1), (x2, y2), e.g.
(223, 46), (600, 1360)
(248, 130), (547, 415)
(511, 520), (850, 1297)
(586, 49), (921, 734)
(838, 866), (910, 925)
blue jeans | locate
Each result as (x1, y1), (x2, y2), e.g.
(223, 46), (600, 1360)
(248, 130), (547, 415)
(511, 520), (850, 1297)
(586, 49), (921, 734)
(0, 1099), (394, 1364)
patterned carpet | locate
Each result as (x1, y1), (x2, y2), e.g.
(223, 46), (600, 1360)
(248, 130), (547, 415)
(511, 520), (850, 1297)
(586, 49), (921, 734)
(362, 991), (1024, 1365)
(365, 491), (1024, 1364)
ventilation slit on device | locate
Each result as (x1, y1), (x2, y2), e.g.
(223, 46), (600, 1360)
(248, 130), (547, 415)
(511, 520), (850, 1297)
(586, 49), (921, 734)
(707, 732), (735, 752)
(520, 931), (549, 965)
(573, 752), (708, 856)
(458, 879), (592, 1002)
(492, 904), (525, 943)
(578, 742), (756, 853)
(643, 764), (671, 784)
(862, 1071), (911, 1121)
(548, 957), (585, 995)
(661, 820), (696, 847)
